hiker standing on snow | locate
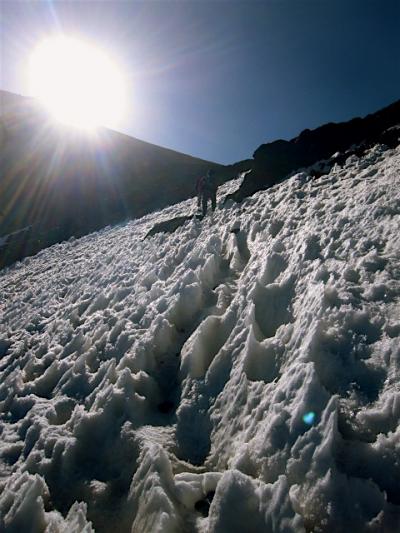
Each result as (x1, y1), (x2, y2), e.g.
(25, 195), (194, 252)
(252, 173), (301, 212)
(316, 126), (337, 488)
(198, 169), (218, 217)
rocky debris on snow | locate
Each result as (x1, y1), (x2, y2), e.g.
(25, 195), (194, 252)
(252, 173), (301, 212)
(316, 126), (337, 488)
(144, 215), (194, 239)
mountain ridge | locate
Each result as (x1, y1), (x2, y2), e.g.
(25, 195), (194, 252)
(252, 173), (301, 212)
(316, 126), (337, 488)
(227, 97), (400, 202)
(0, 90), (234, 268)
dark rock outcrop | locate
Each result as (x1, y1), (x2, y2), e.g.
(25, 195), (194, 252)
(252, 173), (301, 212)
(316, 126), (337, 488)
(227, 99), (400, 202)
(144, 215), (193, 239)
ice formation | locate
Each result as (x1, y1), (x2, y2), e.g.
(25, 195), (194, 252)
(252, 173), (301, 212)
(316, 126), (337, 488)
(1, 144), (399, 532)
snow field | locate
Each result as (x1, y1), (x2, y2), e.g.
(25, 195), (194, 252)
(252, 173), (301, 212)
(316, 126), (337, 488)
(0, 144), (399, 532)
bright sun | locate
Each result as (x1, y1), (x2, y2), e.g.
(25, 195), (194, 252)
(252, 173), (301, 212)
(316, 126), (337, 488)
(29, 36), (125, 130)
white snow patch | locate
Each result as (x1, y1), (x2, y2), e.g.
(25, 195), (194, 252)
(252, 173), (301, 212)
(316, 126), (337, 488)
(1, 148), (400, 531)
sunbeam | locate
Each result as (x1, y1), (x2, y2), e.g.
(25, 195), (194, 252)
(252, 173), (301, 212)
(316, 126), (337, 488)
(29, 36), (126, 130)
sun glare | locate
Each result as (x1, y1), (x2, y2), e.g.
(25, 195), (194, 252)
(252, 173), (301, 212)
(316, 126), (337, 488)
(29, 36), (125, 130)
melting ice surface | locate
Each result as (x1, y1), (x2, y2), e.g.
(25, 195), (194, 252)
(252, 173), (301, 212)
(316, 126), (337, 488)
(0, 144), (400, 532)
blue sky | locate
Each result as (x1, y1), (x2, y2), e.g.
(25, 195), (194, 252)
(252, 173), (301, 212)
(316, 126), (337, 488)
(1, 0), (399, 164)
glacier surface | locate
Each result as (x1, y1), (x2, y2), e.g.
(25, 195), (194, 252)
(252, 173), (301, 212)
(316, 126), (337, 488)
(1, 144), (400, 532)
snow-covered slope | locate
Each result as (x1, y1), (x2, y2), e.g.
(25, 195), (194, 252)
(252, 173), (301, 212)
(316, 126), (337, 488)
(1, 144), (399, 532)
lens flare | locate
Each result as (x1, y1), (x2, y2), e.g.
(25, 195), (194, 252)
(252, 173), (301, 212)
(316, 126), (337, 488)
(302, 411), (316, 425)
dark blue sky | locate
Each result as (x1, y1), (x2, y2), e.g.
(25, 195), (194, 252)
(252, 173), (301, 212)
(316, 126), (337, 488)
(1, 1), (399, 164)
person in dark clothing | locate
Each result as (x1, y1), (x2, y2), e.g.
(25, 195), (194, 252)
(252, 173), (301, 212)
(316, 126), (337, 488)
(200, 169), (218, 217)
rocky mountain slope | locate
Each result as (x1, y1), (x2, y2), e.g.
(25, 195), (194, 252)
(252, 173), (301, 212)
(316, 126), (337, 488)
(1, 141), (399, 532)
(227, 99), (400, 202)
(1, 91), (242, 268)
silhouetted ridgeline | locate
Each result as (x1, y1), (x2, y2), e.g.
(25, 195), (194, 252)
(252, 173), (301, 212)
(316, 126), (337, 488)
(227, 99), (400, 202)
(1, 91), (245, 268)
